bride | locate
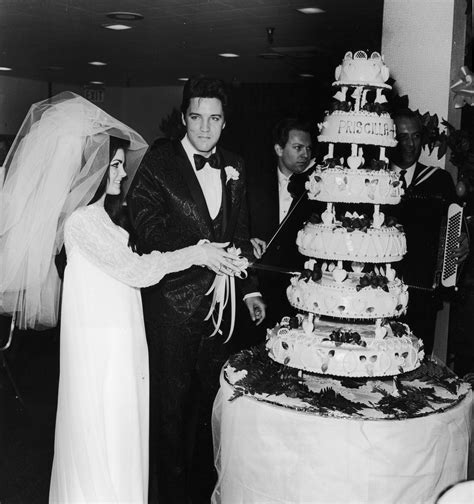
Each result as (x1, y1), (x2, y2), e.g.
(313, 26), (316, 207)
(0, 92), (242, 503)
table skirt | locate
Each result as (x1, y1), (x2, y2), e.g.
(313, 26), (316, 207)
(212, 374), (472, 504)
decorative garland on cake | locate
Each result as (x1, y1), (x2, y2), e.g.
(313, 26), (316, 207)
(329, 95), (389, 115)
(308, 211), (403, 233)
(318, 157), (390, 171)
(373, 384), (454, 418)
(228, 345), (366, 416)
(226, 345), (469, 419)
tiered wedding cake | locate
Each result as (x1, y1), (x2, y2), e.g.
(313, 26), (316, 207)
(266, 50), (425, 378)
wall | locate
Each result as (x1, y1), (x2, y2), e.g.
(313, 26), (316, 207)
(382, 0), (465, 170)
(112, 86), (184, 144)
(52, 83), (184, 143)
(0, 76), (49, 134)
(382, 0), (468, 362)
(0, 77), (183, 144)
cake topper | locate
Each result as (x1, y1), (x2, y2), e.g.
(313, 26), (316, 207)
(335, 50), (390, 85)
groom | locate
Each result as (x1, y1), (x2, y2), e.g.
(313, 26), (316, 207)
(128, 76), (266, 503)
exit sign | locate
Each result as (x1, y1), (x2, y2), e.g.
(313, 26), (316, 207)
(83, 87), (104, 103)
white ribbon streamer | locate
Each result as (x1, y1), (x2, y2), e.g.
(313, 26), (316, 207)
(204, 247), (248, 343)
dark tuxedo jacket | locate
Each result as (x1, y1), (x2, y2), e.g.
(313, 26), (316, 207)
(387, 162), (457, 289)
(247, 164), (320, 270)
(128, 139), (257, 325)
(246, 164), (320, 324)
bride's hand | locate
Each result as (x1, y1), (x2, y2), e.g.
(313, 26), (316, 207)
(198, 242), (243, 275)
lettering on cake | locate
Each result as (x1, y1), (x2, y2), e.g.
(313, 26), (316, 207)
(337, 119), (394, 137)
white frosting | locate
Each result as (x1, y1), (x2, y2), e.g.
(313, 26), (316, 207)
(334, 51), (391, 88)
(318, 110), (397, 148)
(297, 222), (406, 263)
(266, 318), (424, 378)
(287, 272), (408, 319)
(263, 49), (423, 380)
(306, 167), (403, 205)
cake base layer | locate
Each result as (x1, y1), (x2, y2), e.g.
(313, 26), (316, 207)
(297, 221), (406, 263)
(266, 317), (424, 378)
(306, 167), (403, 205)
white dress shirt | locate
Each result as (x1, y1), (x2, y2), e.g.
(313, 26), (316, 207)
(181, 135), (222, 219)
(181, 136), (260, 301)
(392, 161), (416, 187)
(277, 168), (293, 224)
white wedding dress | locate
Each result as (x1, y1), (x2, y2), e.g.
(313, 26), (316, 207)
(49, 205), (204, 504)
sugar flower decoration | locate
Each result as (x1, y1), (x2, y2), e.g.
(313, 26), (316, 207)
(317, 121), (328, 132)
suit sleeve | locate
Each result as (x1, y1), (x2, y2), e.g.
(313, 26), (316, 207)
(127, 151), (172, 254)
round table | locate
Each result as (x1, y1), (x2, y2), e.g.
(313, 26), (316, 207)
(212, 353), (472, 504)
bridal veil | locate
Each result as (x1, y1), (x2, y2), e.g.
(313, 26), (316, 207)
(0, 91), (148, 330)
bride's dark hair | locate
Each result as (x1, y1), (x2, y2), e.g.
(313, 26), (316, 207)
(88, 136), (139, 251)
(56, 136), (138, 279)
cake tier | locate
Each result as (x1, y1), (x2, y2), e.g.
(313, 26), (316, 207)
(306, 167), (403, 205)
(297, 221), (406, 263)
(318, 110), (396, 147)
(287, 272), (408, 319)
(266, 317), (424, 378)
(333, 50), (391, 89)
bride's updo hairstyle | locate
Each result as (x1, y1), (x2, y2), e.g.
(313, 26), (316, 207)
(88, 135), (139, 250)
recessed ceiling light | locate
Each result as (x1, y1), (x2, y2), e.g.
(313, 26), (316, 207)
(101, 23), (132, 31)
(106, 12), (144, 21)
(89, 81), (104, 85)
(297, 7), (325, 14)
(88, 61), (107, 66)
(299, 73), (315, 78)
(178, 77), (189, 81)
(0, 66), (12, 71)
(218, 53), (240, 58)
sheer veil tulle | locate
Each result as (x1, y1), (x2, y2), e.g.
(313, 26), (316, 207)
(0, 91), (148, 330)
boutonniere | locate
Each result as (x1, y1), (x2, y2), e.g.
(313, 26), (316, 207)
(224, 165), (239, 184)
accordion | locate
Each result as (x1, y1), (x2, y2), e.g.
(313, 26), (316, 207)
(434, 203), (464, 289)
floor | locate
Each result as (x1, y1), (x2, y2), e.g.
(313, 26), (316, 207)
(0, 317), (473, 503)
(0, 326), (218, 504)
(0, 328), (59, 503)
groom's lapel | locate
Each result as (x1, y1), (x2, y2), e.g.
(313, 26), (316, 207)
(172, 140), (215, 237)
(216, 148), (231, 238)
(217, 147), (244, 243)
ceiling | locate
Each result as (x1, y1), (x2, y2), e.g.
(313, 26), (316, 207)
(0, 0), (384, 87)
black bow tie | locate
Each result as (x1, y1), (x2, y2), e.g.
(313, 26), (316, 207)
(194, 153), (220, 171)
(399, 169), (408, 191)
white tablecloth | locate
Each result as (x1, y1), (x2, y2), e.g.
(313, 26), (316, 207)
(212, 374), (472, 504)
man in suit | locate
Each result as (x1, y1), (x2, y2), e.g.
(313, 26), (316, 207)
(128, 76), (266, 503)
(247, 117), (315, 331)
(389, 108), (468, 354)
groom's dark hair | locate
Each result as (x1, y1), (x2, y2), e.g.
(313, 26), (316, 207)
(181, 76), (230, 117)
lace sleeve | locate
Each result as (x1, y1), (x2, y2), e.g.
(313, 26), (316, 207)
(64, 206), (206, 288)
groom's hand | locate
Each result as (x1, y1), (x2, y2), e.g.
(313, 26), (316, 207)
(250, 238), (267, 259)
(244, 295), (266, 326)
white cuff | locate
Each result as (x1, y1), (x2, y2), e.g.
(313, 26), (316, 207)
(243, 292), (262, 301)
